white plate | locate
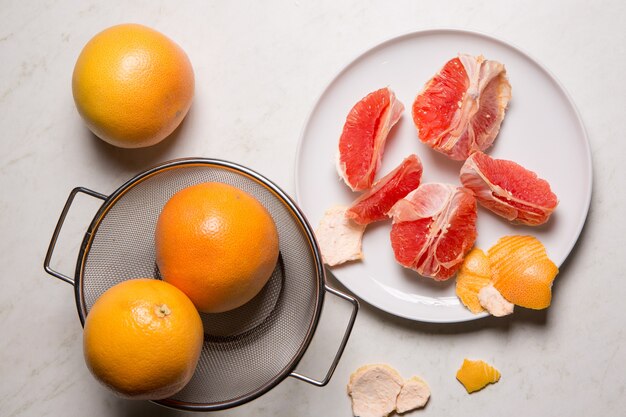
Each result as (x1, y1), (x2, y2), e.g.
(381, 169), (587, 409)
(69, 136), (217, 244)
(295, 29), (592, 323)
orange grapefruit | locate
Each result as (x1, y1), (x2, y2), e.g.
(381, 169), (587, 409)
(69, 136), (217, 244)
(83, 279), (203, 399)
(155, 182), (280, 313)
(72, 23), (194, 148)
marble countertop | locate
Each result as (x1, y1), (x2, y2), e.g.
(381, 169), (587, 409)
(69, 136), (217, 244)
(1, 1), (624, 416)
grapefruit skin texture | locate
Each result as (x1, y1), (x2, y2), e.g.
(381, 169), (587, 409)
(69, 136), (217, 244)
(72, 24), (194, 148)
(346, 154), (423, 225)
(455, 248), (492, 314)
(388, 183), (478, 281)
(460, 151), (558, 225)
(488, 235), (558, 309)
(83, 279), (203, 400)
(155, 182), (280, 313)
(337, 87), (404, 191)
(456, 359), (501, 393)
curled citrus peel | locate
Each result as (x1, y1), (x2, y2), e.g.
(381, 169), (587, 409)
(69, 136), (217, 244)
(489, 235), (558, 310)
(455, 248), (492, 313)
(456, 235), (558, 313)
(456, 358), (501, 393)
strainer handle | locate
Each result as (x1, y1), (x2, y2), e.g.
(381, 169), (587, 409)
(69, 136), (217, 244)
(44, 187), (108, 285)
(289, 284), (359, 387)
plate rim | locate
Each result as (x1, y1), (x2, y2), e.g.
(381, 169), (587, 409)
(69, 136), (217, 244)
(294, 27), (593, 323)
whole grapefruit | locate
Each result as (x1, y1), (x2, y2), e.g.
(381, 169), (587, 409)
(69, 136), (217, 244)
(72, 23), (194, 148)
(83, 278), (204, 400)
(155, 182), (280, 313)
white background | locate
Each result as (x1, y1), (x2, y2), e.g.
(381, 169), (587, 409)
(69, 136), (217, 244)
(0, 1), (624, 416)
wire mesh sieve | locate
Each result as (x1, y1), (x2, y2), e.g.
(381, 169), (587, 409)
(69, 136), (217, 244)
(44, 158), (358, 411)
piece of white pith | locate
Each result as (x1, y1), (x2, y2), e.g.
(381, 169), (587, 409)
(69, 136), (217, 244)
(347, 364), (404, 417)
(396, 376), (431, 413)
(315, 206), (366, 266)
(347, 364), (431, 417)
(478, 285), (514, 317)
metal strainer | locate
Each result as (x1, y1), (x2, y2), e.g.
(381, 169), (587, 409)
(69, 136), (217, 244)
(44, 158), (358, 411)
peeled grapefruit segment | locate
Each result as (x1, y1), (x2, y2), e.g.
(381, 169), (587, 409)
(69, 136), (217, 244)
(337, 87), (404, 191)
(388, 183), (478, 280)
(460, 151), (558, 225)
(346, 154), (423, 225)
(412, 54), (512, 160)
(489, 235), (558, 309)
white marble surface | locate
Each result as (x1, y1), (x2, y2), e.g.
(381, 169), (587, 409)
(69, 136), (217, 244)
(1, 1), (624, 416)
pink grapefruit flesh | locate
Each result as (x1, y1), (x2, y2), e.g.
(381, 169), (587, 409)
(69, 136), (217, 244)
(388, 183), (478, 280)
(337, 87), (404, 191)
(460, 151), (558, 225)
(412, 54), (512, 161)
(346, 154), (423, 225)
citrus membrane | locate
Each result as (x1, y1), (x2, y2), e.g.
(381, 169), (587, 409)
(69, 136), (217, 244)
(337, 87), (404, 191)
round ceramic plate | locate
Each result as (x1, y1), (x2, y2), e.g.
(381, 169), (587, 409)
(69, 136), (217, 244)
(295, 29), (592, 323)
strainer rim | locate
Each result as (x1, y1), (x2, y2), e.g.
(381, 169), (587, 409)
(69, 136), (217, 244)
(72, 157), (326, 411)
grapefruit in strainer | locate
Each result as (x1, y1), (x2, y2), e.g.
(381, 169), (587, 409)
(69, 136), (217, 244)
(83, 279), (203, 399)
(412, 54), (511, 160)
(155, 182), (279, 313)
(388, 183), (477, 281)
(460, 151), (558, 225)
(337, 87), (404, 191)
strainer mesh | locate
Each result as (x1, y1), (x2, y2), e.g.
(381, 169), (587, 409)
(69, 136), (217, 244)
(78, 162), (320, 407)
